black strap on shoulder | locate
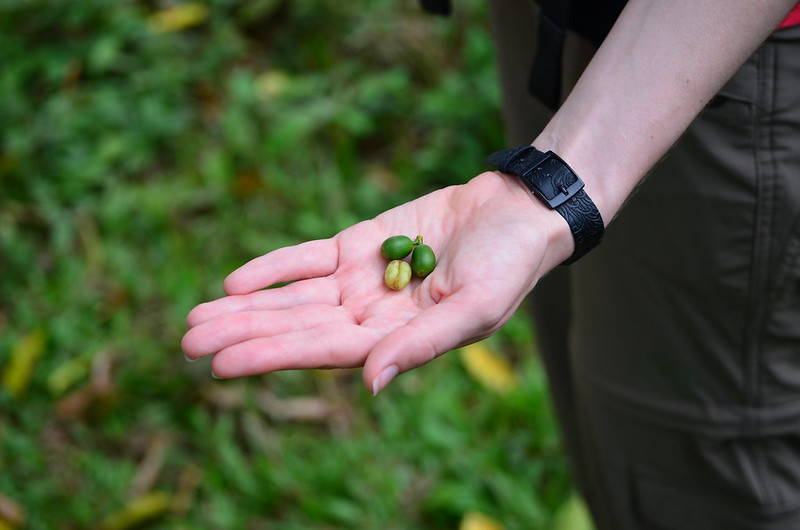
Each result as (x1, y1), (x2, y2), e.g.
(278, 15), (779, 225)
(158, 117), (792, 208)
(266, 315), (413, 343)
(528, 0), (571, 111)
(529, 0), (628, 110)
(419, 0), (451, 16)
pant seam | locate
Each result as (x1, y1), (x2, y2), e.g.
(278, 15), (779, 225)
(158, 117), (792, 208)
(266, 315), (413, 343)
(744, 40), (782, 507)
(743, 41), (777, 431)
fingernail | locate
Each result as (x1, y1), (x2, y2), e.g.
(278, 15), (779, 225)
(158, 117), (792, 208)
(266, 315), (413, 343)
(211, 370), (222, 380)
(372, 364), (399, 396)
(184, 354), (198, 363)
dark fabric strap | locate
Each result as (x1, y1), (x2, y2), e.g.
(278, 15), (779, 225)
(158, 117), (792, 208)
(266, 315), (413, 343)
(529, 0), (628, 110)
(485, 146), (604, 264)
(419, 0), (451, 16)
(529, 0), (571, 110)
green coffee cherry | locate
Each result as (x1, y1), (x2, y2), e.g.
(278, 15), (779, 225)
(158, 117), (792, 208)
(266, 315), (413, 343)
(411, 244), (436, 278)
(380, 235), (414, 260)
(384, 260), (412, 290)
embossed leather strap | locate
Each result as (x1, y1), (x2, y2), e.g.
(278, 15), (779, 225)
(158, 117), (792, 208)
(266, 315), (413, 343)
(485, 146), (604, 265)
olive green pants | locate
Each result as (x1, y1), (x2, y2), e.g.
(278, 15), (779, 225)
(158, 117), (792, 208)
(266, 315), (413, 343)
(488, 2), (800, 528)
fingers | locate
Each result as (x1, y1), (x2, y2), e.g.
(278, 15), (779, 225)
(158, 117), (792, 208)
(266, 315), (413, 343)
(186, 277), (339, 327)
(223, 239), (340, 295)
(210, 323), (380, 379)
(362, 291), (490, 395)
(182, 304), (350, 359)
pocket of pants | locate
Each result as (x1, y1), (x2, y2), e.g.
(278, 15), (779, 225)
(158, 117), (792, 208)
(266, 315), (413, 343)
(632, 466), (800, 530)
(695, 43), (757, 123)
(760, 213), (800, 408)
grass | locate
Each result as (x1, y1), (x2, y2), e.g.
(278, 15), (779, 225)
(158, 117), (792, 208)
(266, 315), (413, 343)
(0, 0), (578, 527)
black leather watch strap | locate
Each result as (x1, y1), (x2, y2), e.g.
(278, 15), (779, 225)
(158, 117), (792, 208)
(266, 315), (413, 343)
(485, 145), (604, 264)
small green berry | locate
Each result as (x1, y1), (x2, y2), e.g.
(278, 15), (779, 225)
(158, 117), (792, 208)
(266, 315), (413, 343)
(380, 235), (414, 260)
(411, 244), (436, 278)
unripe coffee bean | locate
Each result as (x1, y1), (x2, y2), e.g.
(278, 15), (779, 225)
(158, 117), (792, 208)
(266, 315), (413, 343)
(411, 244), (436, 278)
(380, 235), (414, 260)
(384, 260), (412, 290)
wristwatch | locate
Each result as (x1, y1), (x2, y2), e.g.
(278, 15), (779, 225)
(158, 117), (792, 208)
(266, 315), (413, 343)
(485, 146), (604, 265)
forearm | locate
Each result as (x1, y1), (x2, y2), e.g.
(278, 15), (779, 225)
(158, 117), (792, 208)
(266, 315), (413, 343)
(534, 0), (798, 224)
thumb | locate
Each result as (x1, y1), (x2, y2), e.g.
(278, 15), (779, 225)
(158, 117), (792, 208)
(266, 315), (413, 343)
(363, 293), (493, 395)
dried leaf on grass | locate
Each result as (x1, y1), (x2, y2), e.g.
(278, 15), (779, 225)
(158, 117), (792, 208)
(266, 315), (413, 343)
(255, 70), (291, 100)
(55, 351), (115, 421)
(459, 511), (505, 530)
(200, 380), (351, 427)
(129, 434), (172, 499)
(47, 356), (90, 396)
(241, 411), (279, 454)
(365, 164), (400, 193)
(232, 169), (263, 198)
(96, 492), (172, 530)
(313, 369), (356, 435)
(171, 465), (203, 517)
(256, 391), (336, 422)
(199, 380), (247, 409)
(2, 330), (46, 398)
(459, 341), (517, 395)
(0, 493), (26, 528)
(148, 3), (209, 33)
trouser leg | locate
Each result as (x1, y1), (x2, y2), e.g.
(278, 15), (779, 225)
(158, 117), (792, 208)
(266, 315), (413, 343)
(489, 3), (800, 529)
(573, 382), (800, 530)
(567, 25), (800, 528)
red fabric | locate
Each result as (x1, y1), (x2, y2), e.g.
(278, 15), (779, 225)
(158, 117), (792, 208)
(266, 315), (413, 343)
(778, 2), (800, 29)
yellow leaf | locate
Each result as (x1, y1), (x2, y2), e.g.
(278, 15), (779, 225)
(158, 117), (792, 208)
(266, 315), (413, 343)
(47, 356), (90, 396)
(97, 492), (172, 530)
(460, 341), (517, 394)
(255, 70), (291, 99)
(459, 511), (505, 530)
(148, 3), (209, 33)
(2, 330), (46, 398)
(552, 494), (595, 530)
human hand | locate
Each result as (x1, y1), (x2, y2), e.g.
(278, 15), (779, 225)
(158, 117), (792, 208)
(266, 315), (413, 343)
(181, 171), (572, 394)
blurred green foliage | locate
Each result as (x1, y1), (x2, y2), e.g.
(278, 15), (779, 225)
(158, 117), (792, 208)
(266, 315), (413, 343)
(0, 0), (576, 528)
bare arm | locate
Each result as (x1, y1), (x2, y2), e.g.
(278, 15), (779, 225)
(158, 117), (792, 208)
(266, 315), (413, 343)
(182, 0), (798, 393)
(535, 0), (798, 224)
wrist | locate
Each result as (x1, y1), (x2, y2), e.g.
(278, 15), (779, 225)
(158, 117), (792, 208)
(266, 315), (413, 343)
(485, 146), (604, 265)
(531, 131), (620, 226)
(486, 170), (576, 268)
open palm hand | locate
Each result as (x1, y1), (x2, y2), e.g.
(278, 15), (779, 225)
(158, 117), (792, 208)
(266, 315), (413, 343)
(182, 171), (571, 393)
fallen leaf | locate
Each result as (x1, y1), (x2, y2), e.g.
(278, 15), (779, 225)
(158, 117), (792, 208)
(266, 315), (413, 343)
(200, 380), (247, 409)
(171, 465), (203, 517)
(148, 3), (209, 33)
(459, 511), (504, 530)
(255, 70), (290, 99)
(97, 492), (172, 530)
(2, 330), (46, 398)
(365, 164), (400, 193)
(232, 169), (262, 198)
(129, 434), (172, 499)
(55, 352), (116, 421)
(552, 493), (595, 530)
(47, 356), (90, 396)
(256, 390), (334, 422)
(460, 341), (517, 395)
(0, 493), (26, 527)
(76, 210), (104, 273)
